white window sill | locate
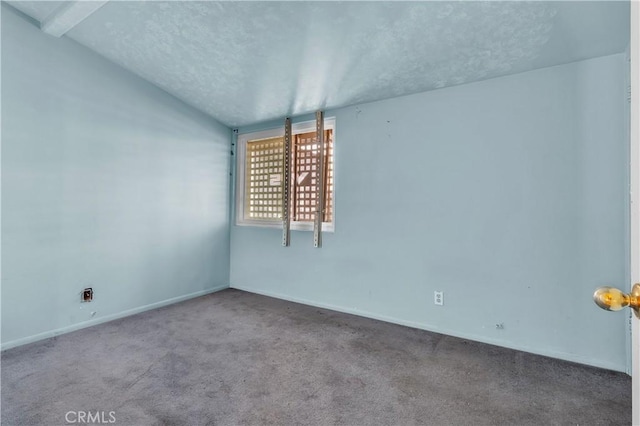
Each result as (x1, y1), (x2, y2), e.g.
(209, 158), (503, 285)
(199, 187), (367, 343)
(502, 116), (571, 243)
(235, 220), (335, 233)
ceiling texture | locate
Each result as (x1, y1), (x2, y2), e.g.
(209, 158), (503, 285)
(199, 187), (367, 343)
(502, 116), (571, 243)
(7, 1), (631, 127)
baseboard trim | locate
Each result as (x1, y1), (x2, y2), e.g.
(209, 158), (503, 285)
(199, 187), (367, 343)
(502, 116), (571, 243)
(230, 285), (626, 373)
(1, 285), (229, 351)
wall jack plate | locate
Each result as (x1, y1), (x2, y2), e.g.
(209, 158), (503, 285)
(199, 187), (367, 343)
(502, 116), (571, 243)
(82, 288), (93, 302)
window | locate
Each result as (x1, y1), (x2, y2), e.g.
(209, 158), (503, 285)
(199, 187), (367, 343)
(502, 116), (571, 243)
(236, 118), (335, 231)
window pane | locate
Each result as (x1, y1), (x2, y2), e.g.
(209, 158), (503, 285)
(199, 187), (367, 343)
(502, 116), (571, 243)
(292, 129), (333, 223)
(245, 137), (284, 221)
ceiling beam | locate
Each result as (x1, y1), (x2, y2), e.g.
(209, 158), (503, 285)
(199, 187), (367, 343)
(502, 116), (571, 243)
(40, 1), (109, 37)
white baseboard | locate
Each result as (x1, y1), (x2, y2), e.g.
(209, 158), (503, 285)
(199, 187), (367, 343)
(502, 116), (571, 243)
(231, 284), (626, 374)
(1, 285), (229, 351)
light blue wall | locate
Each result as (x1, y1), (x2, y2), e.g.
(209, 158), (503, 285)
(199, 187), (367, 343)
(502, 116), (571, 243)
(231, 53), (629, 372)
(1, 5), (231, 348)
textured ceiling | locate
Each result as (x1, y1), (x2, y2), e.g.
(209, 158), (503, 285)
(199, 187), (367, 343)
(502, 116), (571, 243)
(8, 0), (65, 22)
(7, 1), (630, 127)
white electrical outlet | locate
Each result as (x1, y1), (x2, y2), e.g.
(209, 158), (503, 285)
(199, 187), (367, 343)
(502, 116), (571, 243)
(434, 291), (444, 306)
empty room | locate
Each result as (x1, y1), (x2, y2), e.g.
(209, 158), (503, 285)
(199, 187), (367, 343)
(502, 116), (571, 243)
(2, 1), (639, 425)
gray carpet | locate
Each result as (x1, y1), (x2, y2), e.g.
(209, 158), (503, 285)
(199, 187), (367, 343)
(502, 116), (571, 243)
(1, 289), (631, 425)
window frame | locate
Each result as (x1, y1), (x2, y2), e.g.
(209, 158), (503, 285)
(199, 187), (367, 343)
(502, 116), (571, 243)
(235, 118), (336, 232)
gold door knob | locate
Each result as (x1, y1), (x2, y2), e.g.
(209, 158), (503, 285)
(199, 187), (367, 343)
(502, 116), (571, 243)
(593, 284), (640, 318)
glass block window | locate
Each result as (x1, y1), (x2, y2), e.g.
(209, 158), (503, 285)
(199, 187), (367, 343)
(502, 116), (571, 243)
(245, 137), (284, 220)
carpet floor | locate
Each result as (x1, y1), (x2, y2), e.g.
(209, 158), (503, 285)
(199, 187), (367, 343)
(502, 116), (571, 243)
(1, 289), (632, 425)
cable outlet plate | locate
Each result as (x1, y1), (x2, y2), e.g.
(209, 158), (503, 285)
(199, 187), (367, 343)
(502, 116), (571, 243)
(82, 288), (93, 302)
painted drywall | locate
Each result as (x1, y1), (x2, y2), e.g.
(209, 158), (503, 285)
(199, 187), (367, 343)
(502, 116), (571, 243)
(1, 5), (231, 348)
(231, 53), (629, 372)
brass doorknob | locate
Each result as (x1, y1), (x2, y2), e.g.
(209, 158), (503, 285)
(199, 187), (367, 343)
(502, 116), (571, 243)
(593, 283), (640, 318)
